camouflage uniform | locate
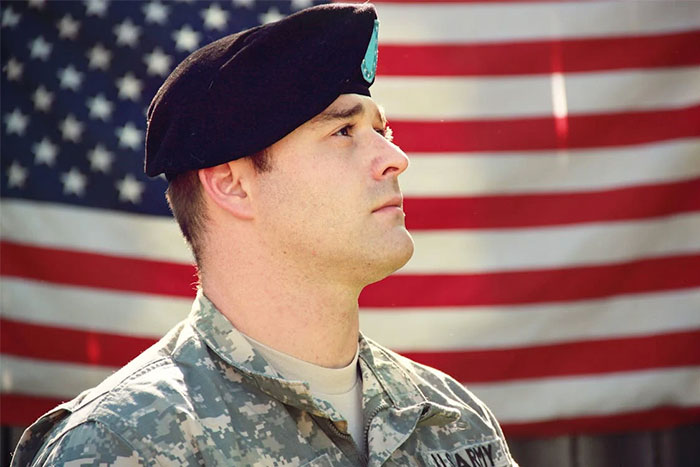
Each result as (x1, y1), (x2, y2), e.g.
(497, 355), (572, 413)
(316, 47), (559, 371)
(13, 291), (518, 466)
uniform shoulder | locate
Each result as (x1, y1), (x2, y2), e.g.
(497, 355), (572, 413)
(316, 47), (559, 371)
(13, 322), (232, 465)
(73, 328), (223, 438)
(19, 420), (147, 467)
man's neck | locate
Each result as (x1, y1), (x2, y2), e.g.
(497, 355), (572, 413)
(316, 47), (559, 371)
(200, 259), (362, 368)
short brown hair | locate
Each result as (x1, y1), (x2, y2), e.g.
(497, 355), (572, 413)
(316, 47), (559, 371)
(166, 149), (272, 265)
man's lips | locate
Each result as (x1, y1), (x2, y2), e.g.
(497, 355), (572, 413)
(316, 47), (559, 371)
(373, 195), (404, 213)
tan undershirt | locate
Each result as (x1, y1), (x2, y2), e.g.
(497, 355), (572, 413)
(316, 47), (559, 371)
(242, 335), (365, 449)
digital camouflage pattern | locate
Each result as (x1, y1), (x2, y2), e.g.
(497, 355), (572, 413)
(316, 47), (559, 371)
(13, 291), (518, 466)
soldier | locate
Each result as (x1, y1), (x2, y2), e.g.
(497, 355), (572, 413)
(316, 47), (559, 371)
(13, 3), (518, 466)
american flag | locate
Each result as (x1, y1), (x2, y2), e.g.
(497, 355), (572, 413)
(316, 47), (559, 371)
(1, 0), (699, 438)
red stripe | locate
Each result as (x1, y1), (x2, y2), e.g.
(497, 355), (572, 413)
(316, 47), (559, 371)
(379, 31), (700, 76)
(390, 105), (700, 153)
(2, 242), (699, 306)
(0, 318), (153, 368)
(360, 255), (700, 307)
(0, 394), (66, 427)
(502, 406), (700, 437)
(0, 241), (198, 298)
(402, 330), (700, 383)
(405, 178), (700, 230)
(3, 316), (697, 382)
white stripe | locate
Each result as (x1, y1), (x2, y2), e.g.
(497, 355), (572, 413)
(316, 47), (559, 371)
(1, 355), (113, 399)
(401, 139), (700, 196)
(377, 2), (700, 44)
(360, 289), (700, 351)
(403, 212), (700, 273)
(3, 201), (698, 273)
(4, 278), (698, 353)
(0, 199), (193, 263)
(374, 67), (700, 119)
(469, 367), (700, 423)
(1, 279), (190, 338)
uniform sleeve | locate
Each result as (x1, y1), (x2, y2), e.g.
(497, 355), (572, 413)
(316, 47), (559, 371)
(31, 421), (148, 467)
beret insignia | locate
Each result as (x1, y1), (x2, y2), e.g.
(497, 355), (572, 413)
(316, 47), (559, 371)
(361, 20), (379, 83)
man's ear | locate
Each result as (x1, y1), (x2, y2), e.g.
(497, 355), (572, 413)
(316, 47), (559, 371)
(198, 159), (254, 220)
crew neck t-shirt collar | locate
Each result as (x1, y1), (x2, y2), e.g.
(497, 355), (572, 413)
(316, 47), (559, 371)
(241, 333), (360, 397)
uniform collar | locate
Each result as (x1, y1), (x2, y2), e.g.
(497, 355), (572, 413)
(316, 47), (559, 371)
(189, 290), (434, 417)
(190, 291), (342, 419)
(357, 334), (428, 410)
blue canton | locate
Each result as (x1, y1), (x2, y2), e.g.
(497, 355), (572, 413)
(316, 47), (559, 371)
(1, 0), (322, 217)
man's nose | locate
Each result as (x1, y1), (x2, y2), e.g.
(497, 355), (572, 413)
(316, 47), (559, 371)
(372, 135), (409, 180)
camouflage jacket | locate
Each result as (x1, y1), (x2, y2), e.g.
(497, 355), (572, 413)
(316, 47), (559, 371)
(13, 292), (518, 467)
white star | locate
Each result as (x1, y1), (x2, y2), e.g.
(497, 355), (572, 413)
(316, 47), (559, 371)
(32, 86), (54, 112)
(114, 18), (141, 47)
(116, 174), (145, 204)
(33, 138), (58, 166)
(144, 47), (172, 76)
(2, 7), (21, 28)
(173, 25), (201, 52)
(291, 0), (313, 10)
(116, 122), (143, 150)
(28, 0), (46, 10)
(259, 7), (285, 25)
(60, 114), (84, 142)
(87, 43), (112, 70)
(202, 3), (229, 30)
(143, 1), (170, 25)
(4, 108), (29, 136)
(116, 73), (143, 101)
(4, 58), (23, 81)
(29, 36), (52, 61)
(58, 64), (84, 91)
(61, 168), (88, 197)
(84, 0), (108, 17)
(87, 94), (114, 121)
(88, 144), (114, 173)
(6, 161), (28, 188)
(233, 0), (254, 8)
(57, 14), (80, 40)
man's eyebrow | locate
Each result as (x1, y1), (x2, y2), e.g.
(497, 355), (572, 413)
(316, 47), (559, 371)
(309, 102), (388, 129)
(310, 103), (364, 126)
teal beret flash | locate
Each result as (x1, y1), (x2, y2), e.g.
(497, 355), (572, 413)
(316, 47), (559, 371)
(145, 3), (379, 180)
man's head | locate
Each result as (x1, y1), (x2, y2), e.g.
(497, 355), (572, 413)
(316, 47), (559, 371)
(145, 3), (413, 285)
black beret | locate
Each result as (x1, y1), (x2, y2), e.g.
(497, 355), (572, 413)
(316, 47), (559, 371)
(145, 3), (379, 179)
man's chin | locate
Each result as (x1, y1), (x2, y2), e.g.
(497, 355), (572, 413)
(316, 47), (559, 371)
(363, 232), (415, 285)
(391, 230), (415, 270)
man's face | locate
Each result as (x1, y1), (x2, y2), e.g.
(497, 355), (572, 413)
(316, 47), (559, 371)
(250, 94), (414, 287)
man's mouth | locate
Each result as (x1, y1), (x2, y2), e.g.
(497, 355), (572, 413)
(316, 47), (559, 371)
(373, 195), (403, 213)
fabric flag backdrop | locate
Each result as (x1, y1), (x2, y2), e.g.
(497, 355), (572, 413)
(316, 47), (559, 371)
(1, 0), (699, 437)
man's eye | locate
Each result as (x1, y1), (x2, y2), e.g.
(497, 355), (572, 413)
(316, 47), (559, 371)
(334, 125), (352, 137)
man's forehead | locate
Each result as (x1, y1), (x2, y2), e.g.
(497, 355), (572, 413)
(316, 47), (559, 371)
(309, 95), (386, 126)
